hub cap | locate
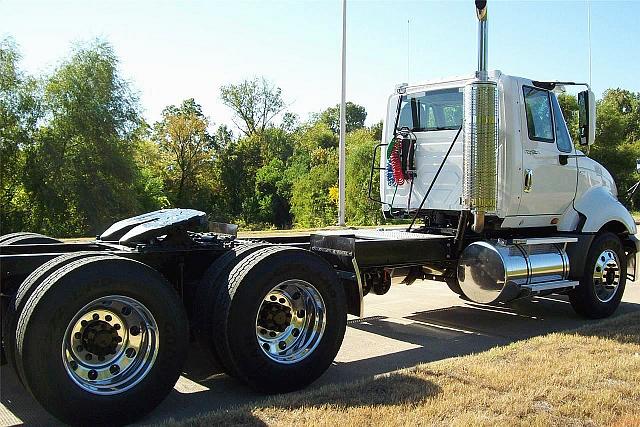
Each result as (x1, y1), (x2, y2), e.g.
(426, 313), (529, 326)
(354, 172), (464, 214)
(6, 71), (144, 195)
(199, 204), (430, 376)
(592, 249), (621, 303)
(62, 295), (159, 395)
(256, 280), (326, 364)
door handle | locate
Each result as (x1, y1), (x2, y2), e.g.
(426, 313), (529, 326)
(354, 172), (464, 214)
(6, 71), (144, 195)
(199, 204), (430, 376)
(559, 154), (568, 165)
(524, 169), (533, 192)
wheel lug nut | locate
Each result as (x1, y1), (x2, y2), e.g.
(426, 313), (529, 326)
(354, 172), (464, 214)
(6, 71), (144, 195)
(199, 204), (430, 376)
(279, 298), (286, 304)
(269, 331), (276, 337)
(130, 326), (140, 336)
(110, 364), (120, 375)
(262, 343), (270, 351)
(70, 360), (78, 370)
(88, 370), (98, 380)
(121, 306), (132, 316)
(114, 324), (121, 330)
(292, 328), (300, 337)
(85, 354), (93, 361)
(278, 341), (286, 350)
(270, 295), (277, 301)
(115, 336), (123, 343)
(105, 314), (112, 322)
(92, 313), (99, 320)
(260, 328), (267, 335)
(125, 348), (136, 358)
(74, 332), (82, 340)
(297, 310), (305, 318)
(81, 320), (88, 327)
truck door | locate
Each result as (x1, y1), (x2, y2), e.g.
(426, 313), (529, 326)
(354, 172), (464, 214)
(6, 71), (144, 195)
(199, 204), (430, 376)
(517, 85), (577, 216)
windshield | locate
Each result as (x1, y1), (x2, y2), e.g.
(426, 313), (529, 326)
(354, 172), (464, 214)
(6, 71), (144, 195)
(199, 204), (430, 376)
(397, 88), (463, 132)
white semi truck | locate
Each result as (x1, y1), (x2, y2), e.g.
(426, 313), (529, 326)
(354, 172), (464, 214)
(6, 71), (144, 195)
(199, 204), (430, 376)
(0, 1), (637, 424)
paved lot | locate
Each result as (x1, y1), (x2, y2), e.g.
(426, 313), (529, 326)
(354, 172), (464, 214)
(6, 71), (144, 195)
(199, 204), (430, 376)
(2, 280), (639, 426)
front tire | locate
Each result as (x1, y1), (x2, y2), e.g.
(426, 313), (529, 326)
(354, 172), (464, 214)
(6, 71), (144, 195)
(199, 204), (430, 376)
(14, 255), (188, 425)
(214, 246), (347, 393)
(569, 232), (626, 319)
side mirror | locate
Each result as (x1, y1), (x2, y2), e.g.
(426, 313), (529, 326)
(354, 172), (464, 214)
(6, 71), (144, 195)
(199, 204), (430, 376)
(577, 89), (596, 145)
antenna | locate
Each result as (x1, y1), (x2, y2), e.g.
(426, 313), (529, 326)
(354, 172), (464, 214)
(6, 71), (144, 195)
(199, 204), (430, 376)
(587, 0), (592, 86)
(407, 19), (410, 83)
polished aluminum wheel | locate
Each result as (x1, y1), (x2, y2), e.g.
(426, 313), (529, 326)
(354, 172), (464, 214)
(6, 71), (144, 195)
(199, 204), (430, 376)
(62, 295), (159, 395)
(255, 280), (326, 364)
(593, 249), (621, 303)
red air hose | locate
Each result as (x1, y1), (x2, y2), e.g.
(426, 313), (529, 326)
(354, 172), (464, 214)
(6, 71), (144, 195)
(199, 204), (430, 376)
(389, 142), (405, 185)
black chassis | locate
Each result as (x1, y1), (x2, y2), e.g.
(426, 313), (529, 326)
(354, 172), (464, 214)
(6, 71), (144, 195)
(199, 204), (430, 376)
(3, 208), (631, 343)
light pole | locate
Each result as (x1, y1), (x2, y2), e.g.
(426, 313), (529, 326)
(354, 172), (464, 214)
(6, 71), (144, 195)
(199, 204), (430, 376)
(338, 0), (346, 227)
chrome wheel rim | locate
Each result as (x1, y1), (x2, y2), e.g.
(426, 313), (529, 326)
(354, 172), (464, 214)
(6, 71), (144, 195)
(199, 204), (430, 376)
(62, 295), (159, 395)
(593, 249), (621, 303)
(255, 280), (326, 364)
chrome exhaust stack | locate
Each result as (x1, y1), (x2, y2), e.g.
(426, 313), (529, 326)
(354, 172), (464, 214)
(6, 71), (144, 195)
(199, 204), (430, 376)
(476, 0), (488, 81)
(463, 0), (498, 233)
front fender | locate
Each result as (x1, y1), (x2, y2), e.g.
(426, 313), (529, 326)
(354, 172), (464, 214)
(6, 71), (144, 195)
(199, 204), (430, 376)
(573, 186), (636, 234)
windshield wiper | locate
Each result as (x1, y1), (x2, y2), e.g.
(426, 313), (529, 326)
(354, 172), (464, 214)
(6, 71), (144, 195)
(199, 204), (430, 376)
(412, 126), (460, 132)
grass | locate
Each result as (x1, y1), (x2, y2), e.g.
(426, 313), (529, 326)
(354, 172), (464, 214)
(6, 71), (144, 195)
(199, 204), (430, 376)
(165, 311), (640, 426)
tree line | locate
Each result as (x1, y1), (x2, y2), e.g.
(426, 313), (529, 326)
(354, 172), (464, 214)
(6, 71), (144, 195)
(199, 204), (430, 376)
(2, 38), (640, 237)
(1, 39), (383, 236)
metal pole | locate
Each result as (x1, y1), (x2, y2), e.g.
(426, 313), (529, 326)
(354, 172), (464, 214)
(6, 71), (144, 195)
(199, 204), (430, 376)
(338, 0), (346, 226)
(476, 0), (488, 81)
(587, 0), (592, 86)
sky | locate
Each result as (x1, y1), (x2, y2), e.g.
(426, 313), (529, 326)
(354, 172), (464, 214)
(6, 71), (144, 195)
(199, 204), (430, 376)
(2, 0), (639, 130)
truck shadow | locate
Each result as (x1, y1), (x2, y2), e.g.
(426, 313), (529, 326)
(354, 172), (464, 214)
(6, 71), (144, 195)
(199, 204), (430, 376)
(145, 294), (640, 424)
(154, 373), (441, 426)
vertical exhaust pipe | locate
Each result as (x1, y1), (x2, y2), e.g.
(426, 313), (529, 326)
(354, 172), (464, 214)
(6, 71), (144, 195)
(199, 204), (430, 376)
(476, 0), (488, 81)
(472, 0), (488, 233)
(464, 0), (498, 234)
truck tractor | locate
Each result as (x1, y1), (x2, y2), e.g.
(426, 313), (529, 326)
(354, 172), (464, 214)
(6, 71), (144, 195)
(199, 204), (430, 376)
(1, 1), (637, 424)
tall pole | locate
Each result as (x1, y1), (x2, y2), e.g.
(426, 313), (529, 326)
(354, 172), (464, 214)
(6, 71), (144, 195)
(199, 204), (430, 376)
(587, 0), (592, 86)
(338, 0), (346, 226)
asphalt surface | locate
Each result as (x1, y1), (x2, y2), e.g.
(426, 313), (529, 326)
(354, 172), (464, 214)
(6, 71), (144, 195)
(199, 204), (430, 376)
(2, 279), (639, 426)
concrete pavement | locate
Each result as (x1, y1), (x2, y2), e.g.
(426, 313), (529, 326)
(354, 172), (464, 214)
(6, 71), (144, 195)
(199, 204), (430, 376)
(2, 280), (639, 426)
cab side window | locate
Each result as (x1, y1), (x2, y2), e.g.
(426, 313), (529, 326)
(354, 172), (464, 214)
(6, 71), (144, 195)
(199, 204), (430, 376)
(523, 86), (554, 142)
(551, 94), (573, 153)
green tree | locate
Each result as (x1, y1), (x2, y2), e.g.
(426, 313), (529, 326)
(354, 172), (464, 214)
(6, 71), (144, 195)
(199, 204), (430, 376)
(23, 40), (143, 235)
(589, 89), (640, 208)
(153, 98), (214, 207)
(0, 38), (42, 232)
(345, 128), (381, 225)
(557, 93), (579, 141)
(220, 77), (285, 136)
(289, 123), (339, 227)
(318, 101), (367, 134)
(132, 137), (170, 211)
(369, 120), (383, 142)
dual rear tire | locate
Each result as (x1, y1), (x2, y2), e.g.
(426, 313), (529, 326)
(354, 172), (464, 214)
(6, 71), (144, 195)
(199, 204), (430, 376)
(196, 245), (348, 393)
(7, 255), (188, 425)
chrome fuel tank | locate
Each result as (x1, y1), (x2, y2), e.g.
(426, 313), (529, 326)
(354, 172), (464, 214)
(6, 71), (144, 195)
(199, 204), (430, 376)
(457, 240), (570, 304)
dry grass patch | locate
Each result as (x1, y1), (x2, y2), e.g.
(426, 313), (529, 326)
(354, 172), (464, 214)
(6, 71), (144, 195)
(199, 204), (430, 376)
(167, 312), (640, 426)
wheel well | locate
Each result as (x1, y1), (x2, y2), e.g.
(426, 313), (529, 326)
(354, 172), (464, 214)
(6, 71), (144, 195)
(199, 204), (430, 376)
(599, 220), (629, 236)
